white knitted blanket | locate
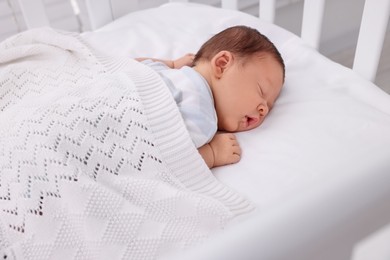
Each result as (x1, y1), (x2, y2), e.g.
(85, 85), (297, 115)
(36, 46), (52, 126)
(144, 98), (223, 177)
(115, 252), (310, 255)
(0, 28), (253, 260)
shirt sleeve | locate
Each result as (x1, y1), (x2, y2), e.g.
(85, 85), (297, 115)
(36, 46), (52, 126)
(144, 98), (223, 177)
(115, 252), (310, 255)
(142, 61), (217, 148)
(179, 107), (217, 148)
(140, 59), (170, 72)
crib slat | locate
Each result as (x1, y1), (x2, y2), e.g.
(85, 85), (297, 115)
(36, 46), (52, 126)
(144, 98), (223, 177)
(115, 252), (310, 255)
(259, 0), (276, 23)
(300, 0), (326, 50)
(221, 0), (238, 10)
(353, 0), (390, 82)
(17, 0), (49, 28)
(85, 0), (114, 30)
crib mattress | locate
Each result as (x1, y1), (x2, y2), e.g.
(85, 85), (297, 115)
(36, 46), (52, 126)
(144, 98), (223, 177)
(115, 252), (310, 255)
(82, 2), (390, 214)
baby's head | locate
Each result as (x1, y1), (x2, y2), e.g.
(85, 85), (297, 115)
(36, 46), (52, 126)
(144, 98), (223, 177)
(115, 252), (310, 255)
(193, 26), (285, 132)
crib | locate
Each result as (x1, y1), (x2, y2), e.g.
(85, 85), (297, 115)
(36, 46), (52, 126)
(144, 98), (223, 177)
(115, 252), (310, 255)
(2, 0), (390, 259)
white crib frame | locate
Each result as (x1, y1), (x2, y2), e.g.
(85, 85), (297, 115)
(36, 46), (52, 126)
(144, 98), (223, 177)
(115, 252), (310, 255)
(17, 0), (390, 82)
(15, 1), (390, 259)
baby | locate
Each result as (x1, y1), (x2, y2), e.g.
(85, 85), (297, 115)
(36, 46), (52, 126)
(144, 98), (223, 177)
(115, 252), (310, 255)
(137, 25), (285, 168)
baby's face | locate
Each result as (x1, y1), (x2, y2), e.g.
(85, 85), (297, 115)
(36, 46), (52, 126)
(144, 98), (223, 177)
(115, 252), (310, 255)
(213, 54), (284, 132)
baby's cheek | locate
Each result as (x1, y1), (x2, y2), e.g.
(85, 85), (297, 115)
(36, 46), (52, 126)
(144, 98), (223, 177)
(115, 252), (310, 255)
(218, 118), (238, 132)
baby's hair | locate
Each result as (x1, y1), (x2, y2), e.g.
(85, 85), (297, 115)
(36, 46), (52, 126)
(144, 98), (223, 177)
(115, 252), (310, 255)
(194, 25), (285, 80)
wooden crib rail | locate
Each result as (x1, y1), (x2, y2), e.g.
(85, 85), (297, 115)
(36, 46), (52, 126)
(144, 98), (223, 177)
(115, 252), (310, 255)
(353, 0), (390, 81)
(84, 0), (113, 31)
(300, 0), (326, 50)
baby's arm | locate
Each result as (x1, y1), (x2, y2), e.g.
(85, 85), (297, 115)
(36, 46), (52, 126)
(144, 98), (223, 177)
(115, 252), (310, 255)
(198, 133), (241, 169)
(135, 53), (195, 69)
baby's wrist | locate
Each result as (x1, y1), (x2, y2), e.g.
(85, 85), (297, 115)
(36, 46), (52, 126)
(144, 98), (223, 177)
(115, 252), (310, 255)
(207, 143), (215, 168)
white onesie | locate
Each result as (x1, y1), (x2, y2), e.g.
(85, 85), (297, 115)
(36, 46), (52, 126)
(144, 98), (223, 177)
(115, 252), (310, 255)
(142, 60), (217, 148)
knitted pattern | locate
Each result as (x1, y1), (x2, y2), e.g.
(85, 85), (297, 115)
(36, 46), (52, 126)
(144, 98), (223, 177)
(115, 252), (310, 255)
(0, 28), (253, 260)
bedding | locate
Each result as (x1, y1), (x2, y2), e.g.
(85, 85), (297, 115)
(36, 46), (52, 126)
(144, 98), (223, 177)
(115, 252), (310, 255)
(83, 2), (390, 212)
(0, 28), (252, 259)
(1, 2), (390, 260)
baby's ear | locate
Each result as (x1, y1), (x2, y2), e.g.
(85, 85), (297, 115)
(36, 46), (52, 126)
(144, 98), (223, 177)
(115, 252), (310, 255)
(212, 51), (233, 78)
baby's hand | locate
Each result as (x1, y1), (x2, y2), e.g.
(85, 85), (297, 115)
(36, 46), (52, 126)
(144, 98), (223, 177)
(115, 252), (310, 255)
(209, 133), (241, 167)
(173, 53), (195, 69)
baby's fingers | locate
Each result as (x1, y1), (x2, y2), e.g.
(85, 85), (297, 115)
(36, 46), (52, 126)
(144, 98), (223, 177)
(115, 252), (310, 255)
(227, 135), (240, 149)
(232, 144), (241, 155)
(185, 53), (195, 58)
(229, 153), (241, 164)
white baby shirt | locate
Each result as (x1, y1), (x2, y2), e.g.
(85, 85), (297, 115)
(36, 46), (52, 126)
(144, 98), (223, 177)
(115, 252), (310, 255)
(142, 60), (217, 148)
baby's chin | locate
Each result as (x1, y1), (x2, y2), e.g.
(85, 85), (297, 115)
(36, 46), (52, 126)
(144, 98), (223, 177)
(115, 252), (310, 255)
(217, 122), (237, 133)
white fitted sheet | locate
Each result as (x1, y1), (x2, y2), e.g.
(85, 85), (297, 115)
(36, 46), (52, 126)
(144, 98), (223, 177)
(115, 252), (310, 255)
(82, 2), (390, 212)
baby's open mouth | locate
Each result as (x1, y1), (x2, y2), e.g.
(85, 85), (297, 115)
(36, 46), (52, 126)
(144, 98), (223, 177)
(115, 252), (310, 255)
(245, 115), (259, 128)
